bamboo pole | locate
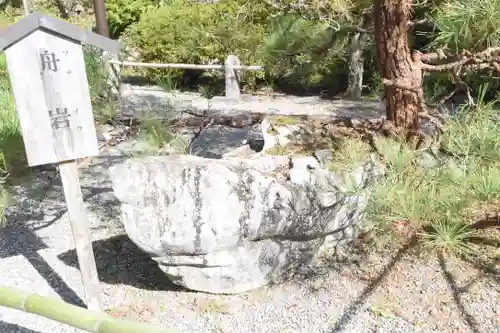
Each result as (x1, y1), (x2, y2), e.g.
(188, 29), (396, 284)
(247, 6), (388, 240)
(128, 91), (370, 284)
(0, 286), (180, 333)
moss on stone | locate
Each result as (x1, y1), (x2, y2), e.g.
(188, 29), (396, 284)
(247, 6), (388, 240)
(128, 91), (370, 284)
(267, 115), (304, 126)
(264, 146), (290, 156)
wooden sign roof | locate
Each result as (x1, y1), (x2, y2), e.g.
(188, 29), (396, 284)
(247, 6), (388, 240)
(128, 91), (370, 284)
(0, 11), (120, 54)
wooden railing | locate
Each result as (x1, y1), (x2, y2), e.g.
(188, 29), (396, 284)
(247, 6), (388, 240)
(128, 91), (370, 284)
(108, 55), (264, 100)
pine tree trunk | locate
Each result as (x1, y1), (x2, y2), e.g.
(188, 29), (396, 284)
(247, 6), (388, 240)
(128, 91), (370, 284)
(346, 14), (371, 100)
(374, 0), (422, 131)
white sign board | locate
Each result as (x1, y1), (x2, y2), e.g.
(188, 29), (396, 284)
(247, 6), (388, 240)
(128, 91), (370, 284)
(5, 29), (99, 166)
(0, 12), (121, 313)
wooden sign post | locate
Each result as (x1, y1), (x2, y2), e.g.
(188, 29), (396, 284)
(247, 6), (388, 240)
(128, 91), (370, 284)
(0, 12), (120, 312)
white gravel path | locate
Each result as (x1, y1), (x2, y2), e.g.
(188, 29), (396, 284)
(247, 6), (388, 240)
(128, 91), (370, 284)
(0, 153), (498, 333)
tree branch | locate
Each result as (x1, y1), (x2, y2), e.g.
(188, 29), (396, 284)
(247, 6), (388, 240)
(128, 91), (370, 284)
(419, 47), (500, 73)
(382, 78), (420, 92)
(420, 57), (469, 72)
(419, 49), (456, 63)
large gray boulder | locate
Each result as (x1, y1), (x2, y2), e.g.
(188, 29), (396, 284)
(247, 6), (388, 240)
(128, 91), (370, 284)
(109, 153), (381, 293)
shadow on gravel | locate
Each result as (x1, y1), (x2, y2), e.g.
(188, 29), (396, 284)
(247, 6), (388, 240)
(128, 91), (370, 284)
(5, 154), (128, 233)
(58, 234), (183, 292)
(0, 155), (130, 310)
(326, 235), (493, 333)
(438, 253), (482, 333)
(327, 236), (418, 332)
(461, 257), (499, 288)
(0, 227), (86, 308)
(0, 321), (44, 333)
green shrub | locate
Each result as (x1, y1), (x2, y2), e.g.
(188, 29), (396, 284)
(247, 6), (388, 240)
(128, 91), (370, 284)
(430, 0), (500, 51)
(0, 6), (23, 29)
(425, 0), (500, 103)
(83, 46), (118, 124)
(105, 0), (162, 38)
(440, 94), (500, 162)
(0, 53), (27, 177)
(357, 98), (500, 257)
(261, 14), (351, 95)
(124, 0), (274, 91)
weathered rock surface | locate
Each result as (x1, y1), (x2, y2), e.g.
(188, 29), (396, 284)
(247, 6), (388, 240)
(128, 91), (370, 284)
(109, 152), (382, 294)
(106, 85), (389, 293)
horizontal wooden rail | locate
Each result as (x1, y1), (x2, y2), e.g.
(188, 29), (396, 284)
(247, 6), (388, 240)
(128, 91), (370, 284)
(108, 60), (263, 71)
(109, 54), (262, 99)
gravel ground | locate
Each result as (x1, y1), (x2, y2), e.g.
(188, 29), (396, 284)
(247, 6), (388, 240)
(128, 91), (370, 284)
(0, 152), (498, 333)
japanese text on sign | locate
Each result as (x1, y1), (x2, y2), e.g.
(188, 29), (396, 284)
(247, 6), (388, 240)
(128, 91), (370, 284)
(49, 108), (71, 130)
(40, 49), (60, 72)
(40, 49), (72, 131)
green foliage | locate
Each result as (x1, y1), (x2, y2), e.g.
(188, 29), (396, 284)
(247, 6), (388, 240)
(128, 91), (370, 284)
(419, 220), (478, 256)
(118, 0), (500, 98)
(322, 95), (499, 257)
(327, 138), (372, 172)
(366, 0), (500, 103)
(126, 116), (188, 158)
(362, 44), (384, 98)
(138, 118), (179, 152)
(0, 5), (23, 29)
(0, 53), (21, 226)
(430, 0), (500, 51)
(270, 0), (361, 23)
(0, 53), (27, 178)
(426, 0), (500, 102)
(366, 142), (470, 239)
(0, 1), (94, 29)
(105, 0), (162, 38)
(83, 46), (118, 125)
(262, 14), (350, 95)
(124, 0), (273, 91)
(421, 71), (454, 103)
(440, 88), (500, 162)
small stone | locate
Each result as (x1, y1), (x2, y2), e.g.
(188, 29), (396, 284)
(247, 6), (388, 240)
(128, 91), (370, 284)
(97, 124), (114, 142)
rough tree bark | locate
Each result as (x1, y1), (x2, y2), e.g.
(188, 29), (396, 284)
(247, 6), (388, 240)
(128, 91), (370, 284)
(346, 13), (372, 100)
(374, 0), (424, 132)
